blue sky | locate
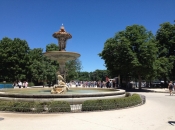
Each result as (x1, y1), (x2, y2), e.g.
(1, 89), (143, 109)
(0, 0), (175, 72)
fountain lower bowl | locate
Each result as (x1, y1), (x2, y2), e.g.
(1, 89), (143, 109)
(0, 88), (125, 105)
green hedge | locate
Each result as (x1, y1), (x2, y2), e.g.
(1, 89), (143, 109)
(82, 94), (142, 111)
(0, 100), (71, 113)
(47, 101), (71, 112)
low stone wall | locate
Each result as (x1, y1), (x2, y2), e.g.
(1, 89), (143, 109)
(0, 88), (126, 105)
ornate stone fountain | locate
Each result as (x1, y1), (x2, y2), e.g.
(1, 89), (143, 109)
(44, 25), (80, 94)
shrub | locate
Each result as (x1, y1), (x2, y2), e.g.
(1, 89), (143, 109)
(47, 101), (71, 112)
(82, 94), (142, 111)
(13, 101), (33, 112)
(0, 100), (14, 111)
(32, 102), (46, 113)
(0, 100), (71, 113)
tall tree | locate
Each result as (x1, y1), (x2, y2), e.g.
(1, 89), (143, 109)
(28, 48), (45, 83)
(0, 37), (30, 81)
(28, 48), (58, 85)
(156, 22), (175, 82)
(99, 25), (158, 89)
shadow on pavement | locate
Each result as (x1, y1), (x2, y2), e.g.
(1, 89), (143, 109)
(123, 88), (154, 93)
(168, 121), (175, 126)
(0, 118), (4, 121)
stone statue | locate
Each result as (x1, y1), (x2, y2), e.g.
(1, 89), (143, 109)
(59, 37), (66, 51)
(58, 75), (64, 81)
(51, 75), (69, 94)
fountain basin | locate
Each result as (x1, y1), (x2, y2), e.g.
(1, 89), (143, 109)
(0, 88), (125, 105)
(44, 51), (80, 61)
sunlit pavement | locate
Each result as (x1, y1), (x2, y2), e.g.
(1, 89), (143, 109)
(0, 90), (175, 130)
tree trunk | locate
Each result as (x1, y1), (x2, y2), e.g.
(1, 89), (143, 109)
(163, 76), (168, 88)
(138, 75), (142, 90)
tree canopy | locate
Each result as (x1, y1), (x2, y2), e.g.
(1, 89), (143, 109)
(0, 37), (30, 81)
(99, 25), (158, 89)
(0, 38), (82, 84)
(156, 22), (175, 83)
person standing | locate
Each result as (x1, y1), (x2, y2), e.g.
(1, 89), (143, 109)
(13, 81), (17, 88)
(22, 81), (25, 88)
(18, 81), (22, 88)
(106, 76), (110, 88)
(25, 81), (28, 88)
(168, 81), (173, 96)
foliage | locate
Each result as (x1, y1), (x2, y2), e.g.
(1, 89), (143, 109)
(76, 69), (109, 81)
(99, 25), (158, 89)
(0, 38), (82, 84)
(13, 101), (33, 112)
(89, 69), (109, 81)
(66, 59), (82, 82)
(0, 37), (30, 81)
(47, 101), (71, 112)
(156, 22), (175, 82)
(82, 94), (142, 111)
(0, 100), (15, 111)
(27, 48), (58, 85)
(46, 43), (59, 51)
(78, 71), (91, 81)
(28, 48), (46, 83)
(0, 100), (71, 113)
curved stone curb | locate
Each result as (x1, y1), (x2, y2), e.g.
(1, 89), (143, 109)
(0, 88), (126, 105)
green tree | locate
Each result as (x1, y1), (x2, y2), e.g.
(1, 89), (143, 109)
(99, 25), (158, 89)
(46, 43), (59, 52)
(0, 37), (30, 81)
(156, 22), (175, 83)
(91, 69), (109, 81)
(28, 48), (45, 83)
(65, 59), (82, 82)
(28, 48), (58, 85)
(77, 71), (90, 81)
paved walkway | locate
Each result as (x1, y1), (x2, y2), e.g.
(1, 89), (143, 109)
(0, 89), (175, 130)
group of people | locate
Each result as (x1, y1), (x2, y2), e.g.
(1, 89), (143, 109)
(65, 77), (118, 88)
(66, 80), (118, 88)
(168, 81), (175, 96)
(13, 81), (28, 88)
